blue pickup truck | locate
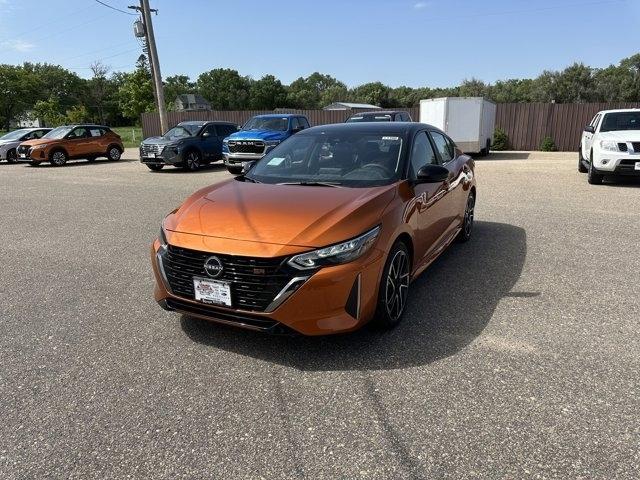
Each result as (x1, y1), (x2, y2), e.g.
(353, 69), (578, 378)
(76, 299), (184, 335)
(222, 113), (310, 174)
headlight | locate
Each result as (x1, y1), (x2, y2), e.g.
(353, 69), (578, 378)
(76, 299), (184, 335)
(159, 226), (168, 249)
(599, 140), (618, 151)
(34, 144), (48, 149)
(287, 226), (380, 270)
(265, 140), (281, 147)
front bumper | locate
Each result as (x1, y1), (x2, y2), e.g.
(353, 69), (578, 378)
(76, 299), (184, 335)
(223, 152), (265, 166)
(151, 238), (386, 336)
(140, 146), (183, 166)
(592, 150), (640, 174)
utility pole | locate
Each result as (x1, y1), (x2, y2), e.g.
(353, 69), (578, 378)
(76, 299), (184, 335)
(129, 0), (168, 133)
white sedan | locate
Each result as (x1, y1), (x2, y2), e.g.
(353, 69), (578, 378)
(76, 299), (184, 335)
(579, 109), (640, 184)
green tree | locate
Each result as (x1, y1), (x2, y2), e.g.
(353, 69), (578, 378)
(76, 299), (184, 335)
(117, 65), (154, 123)
(0, 65), (38, 129)
(249, 75), (286, 109)
(196, 68), (250, 110)
(458, 78), (490, 98)
(287, 72), (347, 108)
(349, 82), (391, 107)
(32, 97), (66, 126)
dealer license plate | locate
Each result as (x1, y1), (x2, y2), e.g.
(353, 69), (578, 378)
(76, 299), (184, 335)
(193, 277), (232, 306)
(19, 153), (27, 158)
(635, 162), (640, 171)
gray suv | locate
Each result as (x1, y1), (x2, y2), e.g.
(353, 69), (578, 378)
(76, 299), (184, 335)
(0, 128), (51, 162)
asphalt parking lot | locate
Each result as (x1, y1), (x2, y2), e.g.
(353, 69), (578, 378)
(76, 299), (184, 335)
(1, 151), (639, 479)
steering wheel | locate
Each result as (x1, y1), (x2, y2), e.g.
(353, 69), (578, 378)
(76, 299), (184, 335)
(360, 163), (393, 177)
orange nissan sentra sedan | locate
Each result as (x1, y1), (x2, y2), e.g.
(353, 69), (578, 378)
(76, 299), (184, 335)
(152, 123), (476, 335)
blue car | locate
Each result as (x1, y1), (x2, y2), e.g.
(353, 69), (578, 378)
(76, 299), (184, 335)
(223, 114), (310, 174)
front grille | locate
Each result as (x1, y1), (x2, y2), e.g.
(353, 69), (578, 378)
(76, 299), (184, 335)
(618, 142), (628, 152)
(619, 159), (640, 166)
(141, 143), (164, 156)
(161, 245), (294, 312)
(632, 142), (640, 153)
(228, 140), (265, 154)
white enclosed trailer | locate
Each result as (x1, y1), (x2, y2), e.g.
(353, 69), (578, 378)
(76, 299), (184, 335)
(419, 97), (497, 155)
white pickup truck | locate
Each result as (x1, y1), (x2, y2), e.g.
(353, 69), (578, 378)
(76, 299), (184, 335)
(579, 108), (640, 184)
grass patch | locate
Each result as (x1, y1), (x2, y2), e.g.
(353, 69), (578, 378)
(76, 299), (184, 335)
(112, 126), (143, 148)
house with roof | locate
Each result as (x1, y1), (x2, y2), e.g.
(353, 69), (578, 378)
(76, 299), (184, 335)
(174, 94), (212, 111)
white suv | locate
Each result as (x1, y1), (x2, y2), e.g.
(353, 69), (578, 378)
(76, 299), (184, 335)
(579, 109), (640, 184)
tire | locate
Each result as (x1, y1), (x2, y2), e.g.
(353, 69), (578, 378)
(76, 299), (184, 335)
(587, 151), (603, 185)
(6, 149), (17, 163)
(49, 149), (67, 167)
(372, 241), (411, 330)
(107, 145), (122, 161)
(147, 164), (163, 171)
(182, 150), (201, 171)
(458, 191), (476, 243)
(227, 165), (243, 175)
(578, 147), (588, 173)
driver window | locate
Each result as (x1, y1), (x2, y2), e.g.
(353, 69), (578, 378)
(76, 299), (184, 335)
(409, 132), (437, 179)
(69, 127), (88, 139)
(203, 125), (216, 137)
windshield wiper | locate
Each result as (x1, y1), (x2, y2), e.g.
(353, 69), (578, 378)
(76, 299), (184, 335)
(277, 181), (342, 187)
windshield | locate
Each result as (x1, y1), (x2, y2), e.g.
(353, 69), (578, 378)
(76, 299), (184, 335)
(243, 117), (289, 131)
(600, 112), (640, 132)
(163, 124), (200, 140)
(0, 129), (30, 140)
(346, 115), (392, 123)
(43, 126), (73, 139)
(246, 131), (405, 187)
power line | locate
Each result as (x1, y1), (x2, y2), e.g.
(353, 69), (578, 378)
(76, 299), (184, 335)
(93, 0), (137, 15)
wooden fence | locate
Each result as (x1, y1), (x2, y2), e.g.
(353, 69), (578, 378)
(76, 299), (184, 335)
(141, 103), (640, 151)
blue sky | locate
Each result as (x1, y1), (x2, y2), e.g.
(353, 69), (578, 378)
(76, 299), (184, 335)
(0, 0), (638, 87)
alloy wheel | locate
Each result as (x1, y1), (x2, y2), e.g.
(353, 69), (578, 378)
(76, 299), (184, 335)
(51, 151), (66, 166)
(186, 152), (200, 171)
(385, 250), (410, 322)
(109, 148), (121, 161)
(464, 193), (475, 237)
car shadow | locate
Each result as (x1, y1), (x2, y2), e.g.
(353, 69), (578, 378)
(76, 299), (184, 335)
(473, 152), (531, 161)
(180, 221), (530, 371)
(602, 176), (640, 188)
(27, 158), (139, 168)
(152, 162), (229, 174)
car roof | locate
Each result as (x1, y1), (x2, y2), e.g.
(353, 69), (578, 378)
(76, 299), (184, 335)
(349, 111), (404, 116)
(56, 124), (111, 129)
(178, 120), (236, 126)
(301, 122), (437, 136)
(253, 114), (298, 118)
(596, 109), (640, 115)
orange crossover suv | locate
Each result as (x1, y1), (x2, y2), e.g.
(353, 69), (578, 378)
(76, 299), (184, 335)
(17, 124), (124, 166)
(152, 123), (476, 335)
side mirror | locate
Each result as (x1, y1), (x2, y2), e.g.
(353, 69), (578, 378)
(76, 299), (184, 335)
(291, 126), (303, 133)
(242, 161), (256, 174)
(415, 164), (450, 183)
(584, 125), (595, 134)
(202, 131), (211, 138)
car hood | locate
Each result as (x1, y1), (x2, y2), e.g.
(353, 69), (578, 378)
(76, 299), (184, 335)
(142, 136), (182, 146)
(19, 138), (51, 147)
(164, 179), (396, 248)
(598, 130), (640, 141)
(227, 130), (288, 142)
(0, 139), (17, 146)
